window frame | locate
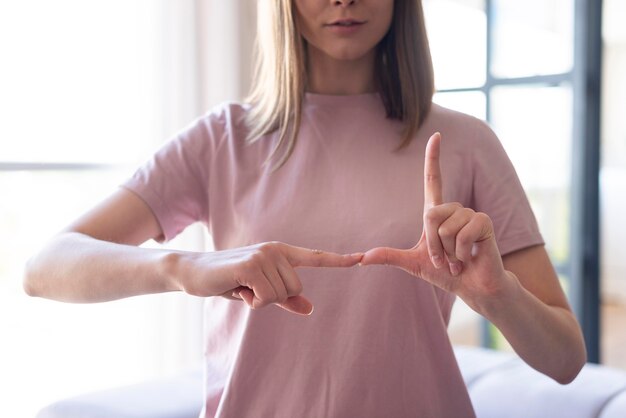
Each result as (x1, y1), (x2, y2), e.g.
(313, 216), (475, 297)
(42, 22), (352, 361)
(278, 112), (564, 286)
(435, 0), (602, 362)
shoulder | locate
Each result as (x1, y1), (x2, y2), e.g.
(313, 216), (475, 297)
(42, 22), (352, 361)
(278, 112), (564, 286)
(425, 103), (517, 180)
(422, 103), (509, 164)
(170, 102), (252, 155)
(196, 102), (251, 139)
(204, 101), (251, 124)
(426, 103), (497, 145)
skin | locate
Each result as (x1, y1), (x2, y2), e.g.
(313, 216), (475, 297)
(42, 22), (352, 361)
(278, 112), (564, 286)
(294, 0), (394, 94)
(24, 0), (586, 384)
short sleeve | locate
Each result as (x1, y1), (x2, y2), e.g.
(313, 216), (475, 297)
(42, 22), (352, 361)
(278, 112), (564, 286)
(470, 123), (545, 256)
(121, 115), (216, 243)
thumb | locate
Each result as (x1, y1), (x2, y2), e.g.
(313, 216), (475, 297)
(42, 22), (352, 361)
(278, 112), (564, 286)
(360, 247), (413, 269)
(278, 295), (314, 316)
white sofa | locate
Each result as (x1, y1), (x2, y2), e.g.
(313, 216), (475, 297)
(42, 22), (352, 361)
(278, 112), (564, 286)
(37, 346), (626, 418)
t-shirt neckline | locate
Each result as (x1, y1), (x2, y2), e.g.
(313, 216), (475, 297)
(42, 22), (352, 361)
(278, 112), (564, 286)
(304, 91), (381, 107)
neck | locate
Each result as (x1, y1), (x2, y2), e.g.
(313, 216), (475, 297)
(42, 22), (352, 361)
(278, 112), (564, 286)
(305, 46), (377, 95)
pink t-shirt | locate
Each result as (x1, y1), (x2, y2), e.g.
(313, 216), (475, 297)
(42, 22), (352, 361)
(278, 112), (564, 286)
(123, 93), (543, 418)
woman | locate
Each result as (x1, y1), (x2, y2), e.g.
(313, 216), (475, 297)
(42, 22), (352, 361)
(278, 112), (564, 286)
(24, 0), (586, 416)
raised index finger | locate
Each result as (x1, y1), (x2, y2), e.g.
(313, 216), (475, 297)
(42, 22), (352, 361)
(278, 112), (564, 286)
(282, 244), (363, 268)
(424, 132), (443, 211)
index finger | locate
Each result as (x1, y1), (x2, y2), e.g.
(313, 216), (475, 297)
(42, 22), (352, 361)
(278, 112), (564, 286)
(283, 244), (363, 268)
(424, 132), (443, 211)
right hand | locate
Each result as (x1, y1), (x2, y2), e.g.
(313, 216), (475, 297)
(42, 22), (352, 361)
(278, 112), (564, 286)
(173, 241), (363, 315)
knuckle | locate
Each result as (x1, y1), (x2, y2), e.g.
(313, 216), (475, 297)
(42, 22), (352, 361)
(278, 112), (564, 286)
(438, 225), (454, 239)
(307, 253), (324, 267)
(258, 242), (276, 255)
(286, 280), (303, 296)
(268, 241), (283, 251)
(476, 212), (492, 225)
(425, 173), (439, 183)
(258, 289), (277, 305)
(271, 240), (285, 249)
(425, 209), (439, 223)
(249, 253), (265, 266)
(462, 207), (475, 217)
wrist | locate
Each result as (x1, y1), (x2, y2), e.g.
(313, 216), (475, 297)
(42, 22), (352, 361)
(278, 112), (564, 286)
(158, 250), (185, 292)
(468, 270), (523, 318)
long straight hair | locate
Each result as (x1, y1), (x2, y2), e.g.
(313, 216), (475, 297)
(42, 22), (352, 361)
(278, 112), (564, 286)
(245, 0), (435, 169)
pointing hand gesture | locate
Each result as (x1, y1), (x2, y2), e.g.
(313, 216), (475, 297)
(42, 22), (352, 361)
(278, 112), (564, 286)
(177, 242), (362, 316)
(361, 132), (508, 306)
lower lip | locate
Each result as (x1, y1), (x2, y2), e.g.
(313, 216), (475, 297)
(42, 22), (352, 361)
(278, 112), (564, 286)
(326, 23), (365, 35)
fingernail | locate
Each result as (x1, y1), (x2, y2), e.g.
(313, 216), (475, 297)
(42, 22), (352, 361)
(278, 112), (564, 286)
(450, 262), (461, 276)
(431, 255), (443, 268)
(307, 306), (315, 316)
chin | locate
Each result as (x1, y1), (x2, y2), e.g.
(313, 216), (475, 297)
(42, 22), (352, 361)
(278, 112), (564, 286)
(327, 47), (372, 62)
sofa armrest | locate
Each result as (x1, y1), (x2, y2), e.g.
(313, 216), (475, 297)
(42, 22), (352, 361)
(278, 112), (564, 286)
(454, 346), (626, 418)
(601, 389), (626, 418)
(36, 369), (203, 418)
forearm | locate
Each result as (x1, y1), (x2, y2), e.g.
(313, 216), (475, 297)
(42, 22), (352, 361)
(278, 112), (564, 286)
(24, 232), (178, 303)
(474, 271), (586, 384)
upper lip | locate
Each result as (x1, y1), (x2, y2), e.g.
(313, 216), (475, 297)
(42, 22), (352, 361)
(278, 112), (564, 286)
(326, 18), (366, 26)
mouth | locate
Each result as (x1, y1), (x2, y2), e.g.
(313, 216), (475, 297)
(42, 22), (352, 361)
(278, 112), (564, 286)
(326, 19), (366, 27)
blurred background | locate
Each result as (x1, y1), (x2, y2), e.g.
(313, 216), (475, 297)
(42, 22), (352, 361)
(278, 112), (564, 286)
(0, 0), (623, 416)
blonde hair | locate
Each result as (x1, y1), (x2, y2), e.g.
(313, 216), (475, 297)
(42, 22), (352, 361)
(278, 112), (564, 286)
(246, 0), (435, 169)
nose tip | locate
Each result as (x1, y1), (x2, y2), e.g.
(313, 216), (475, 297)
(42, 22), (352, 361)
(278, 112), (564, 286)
(334, 0), (356, 6)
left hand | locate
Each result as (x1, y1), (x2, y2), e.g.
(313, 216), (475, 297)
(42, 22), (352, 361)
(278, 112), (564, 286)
(361, 132), (510, 306)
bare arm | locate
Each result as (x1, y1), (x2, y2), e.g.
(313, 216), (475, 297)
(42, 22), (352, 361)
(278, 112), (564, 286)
(24, 188), (361, 314)
(23, 188), (170, 302)
(486, 245), (586, 384)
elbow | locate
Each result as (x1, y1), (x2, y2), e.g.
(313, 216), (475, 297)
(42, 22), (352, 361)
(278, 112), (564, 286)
(554, 345), (587, 385)
(554, 368), (581, 385)
(551, 314), (588, 385)
(22, 257), (42, 297)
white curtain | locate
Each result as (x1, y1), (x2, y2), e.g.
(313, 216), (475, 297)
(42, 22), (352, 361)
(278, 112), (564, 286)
(145, 0), (258, 375)
(0, 2), (258, 416)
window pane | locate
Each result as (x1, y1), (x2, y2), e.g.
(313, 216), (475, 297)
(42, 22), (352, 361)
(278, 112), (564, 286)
(0, 1), (162, 164)
(433, 91), (486, 120)
(490, 84), (573, 266)
(491, 0), (574, 78)
(424, 0), (486, 89)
